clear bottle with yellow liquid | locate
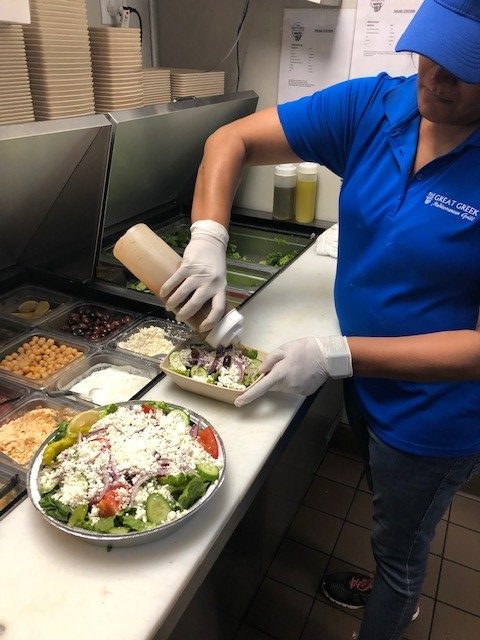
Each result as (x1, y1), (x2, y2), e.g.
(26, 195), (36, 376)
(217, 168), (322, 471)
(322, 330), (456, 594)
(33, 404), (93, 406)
(295, 162), (319, 224)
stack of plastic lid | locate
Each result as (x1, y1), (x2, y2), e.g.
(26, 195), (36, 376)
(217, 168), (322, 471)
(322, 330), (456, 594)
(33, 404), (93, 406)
(170, 69), (225, 99)
(142, 68), (171, 106)
(23, 0), (95, 121)
(0, 25), (35, 125)
(89, 27), (143, 113)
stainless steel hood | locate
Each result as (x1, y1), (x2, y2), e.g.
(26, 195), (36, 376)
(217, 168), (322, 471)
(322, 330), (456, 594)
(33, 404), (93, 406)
(0, 115), (112, 282)
(103, 91), (258, 230)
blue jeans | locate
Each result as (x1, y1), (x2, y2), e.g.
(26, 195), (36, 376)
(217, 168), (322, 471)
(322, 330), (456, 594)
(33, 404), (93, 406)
(358, 430), (480, 640)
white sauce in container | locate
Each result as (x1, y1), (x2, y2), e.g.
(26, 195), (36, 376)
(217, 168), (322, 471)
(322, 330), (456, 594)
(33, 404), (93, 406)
(70, 366), (151, 404)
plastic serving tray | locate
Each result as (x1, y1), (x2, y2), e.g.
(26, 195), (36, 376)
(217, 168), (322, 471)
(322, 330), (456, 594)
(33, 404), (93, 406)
(0, 318), (29, 348)
(111, 317), (192, 364)
(0, 379), (30, 420)
(0, 462), (25, 521)
(0, 331), (93, 391)
(53, 351), (158, 405)
(39, 301), (139, 345)
(0, 392), (92, 474)
(0, 285), (76, 327)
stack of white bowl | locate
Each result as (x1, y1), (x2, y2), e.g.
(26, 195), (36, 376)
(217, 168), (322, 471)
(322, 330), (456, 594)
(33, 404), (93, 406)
(170, 69), (225, 99)
(89, 27), (143, 113)
(23, 0), (95, 121)
(0, 25), (35, 125)
(142, 68), (171, 106)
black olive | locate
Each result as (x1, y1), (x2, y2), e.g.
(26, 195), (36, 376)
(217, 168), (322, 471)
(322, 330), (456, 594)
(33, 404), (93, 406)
(223, 355), (231, 368)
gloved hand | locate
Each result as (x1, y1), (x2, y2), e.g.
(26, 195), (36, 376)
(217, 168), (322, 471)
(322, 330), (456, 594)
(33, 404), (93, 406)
(234, 335), (352, 407)
(160, 219), (229, 332)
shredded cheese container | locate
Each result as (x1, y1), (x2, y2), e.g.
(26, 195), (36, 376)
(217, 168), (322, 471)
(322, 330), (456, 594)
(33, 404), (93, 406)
(110, 317), (192, 363)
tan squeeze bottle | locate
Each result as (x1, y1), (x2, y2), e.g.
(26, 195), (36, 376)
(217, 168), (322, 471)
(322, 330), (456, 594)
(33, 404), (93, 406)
(113, 223), (244, 347)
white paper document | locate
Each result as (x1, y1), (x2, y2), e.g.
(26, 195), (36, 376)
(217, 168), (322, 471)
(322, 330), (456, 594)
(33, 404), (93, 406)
(277, 8), (356, 103)
(349, 0), (421, 79)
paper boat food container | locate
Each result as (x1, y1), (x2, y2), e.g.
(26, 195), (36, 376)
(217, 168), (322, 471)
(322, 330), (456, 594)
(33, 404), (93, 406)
(160, 343), (265, 405)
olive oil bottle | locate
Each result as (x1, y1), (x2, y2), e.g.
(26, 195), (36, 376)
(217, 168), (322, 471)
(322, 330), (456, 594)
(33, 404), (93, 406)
(295, 162), (319, 224)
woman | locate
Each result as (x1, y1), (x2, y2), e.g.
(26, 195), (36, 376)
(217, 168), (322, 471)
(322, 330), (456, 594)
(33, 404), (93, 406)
(161, 1), (480, 638)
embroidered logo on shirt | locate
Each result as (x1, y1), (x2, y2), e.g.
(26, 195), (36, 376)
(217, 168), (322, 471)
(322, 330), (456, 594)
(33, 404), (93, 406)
(424, 192), (479, 221)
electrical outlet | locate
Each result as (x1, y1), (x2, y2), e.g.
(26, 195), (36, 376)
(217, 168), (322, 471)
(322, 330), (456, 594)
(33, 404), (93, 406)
(99, 0), (123, 25)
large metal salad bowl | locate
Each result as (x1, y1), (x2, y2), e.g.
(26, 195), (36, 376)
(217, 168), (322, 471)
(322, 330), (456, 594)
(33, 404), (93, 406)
(27, 401), (226, 547)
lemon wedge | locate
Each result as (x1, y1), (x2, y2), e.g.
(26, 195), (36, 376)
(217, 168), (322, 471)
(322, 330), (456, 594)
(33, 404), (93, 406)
(67, 409), (100, 436)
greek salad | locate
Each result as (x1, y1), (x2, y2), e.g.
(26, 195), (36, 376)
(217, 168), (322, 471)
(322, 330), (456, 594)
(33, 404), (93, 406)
(37, 403), (224, 535)
(167, 344), (262, 391)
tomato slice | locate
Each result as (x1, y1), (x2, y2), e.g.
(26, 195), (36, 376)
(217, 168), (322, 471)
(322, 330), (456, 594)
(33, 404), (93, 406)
(96, 490), (121, 517)
(141, 404), (155, 414)
(197, 426), (219, 459)
(95, 482), (129, 517)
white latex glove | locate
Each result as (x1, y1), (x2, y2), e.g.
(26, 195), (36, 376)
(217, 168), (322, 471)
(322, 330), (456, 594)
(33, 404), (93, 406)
(234, 336), (352, 407)
(160, 219), (228, 332)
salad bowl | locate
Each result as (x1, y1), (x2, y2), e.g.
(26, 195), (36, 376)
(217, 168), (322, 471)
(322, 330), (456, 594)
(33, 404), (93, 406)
(27, 401), (225, 547)
(160, 343), (265, 405)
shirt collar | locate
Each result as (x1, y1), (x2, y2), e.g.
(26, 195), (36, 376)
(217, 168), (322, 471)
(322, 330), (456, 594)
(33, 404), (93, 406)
(383, 74), (480, 148)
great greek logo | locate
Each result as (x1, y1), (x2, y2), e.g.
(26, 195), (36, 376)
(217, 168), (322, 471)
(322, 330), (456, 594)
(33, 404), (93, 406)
(291, 22), (304, 42)
(424, 192), (479, 222)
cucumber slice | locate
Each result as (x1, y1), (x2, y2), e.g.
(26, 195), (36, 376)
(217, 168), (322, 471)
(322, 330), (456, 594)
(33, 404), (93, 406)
(146, 493), (171, 524)
(168, 409), (190, 427)
(93, 516), (115, 533)
(108, 526), (131, 535)
(68, 504), (88, 527)
(196, 463), (220, 482)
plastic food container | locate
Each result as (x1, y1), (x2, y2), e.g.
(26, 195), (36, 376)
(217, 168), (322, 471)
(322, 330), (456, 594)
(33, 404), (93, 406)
(0, 393), (92, 472)
(0, 463), (25, 520)
(0, 319), (29, 348)
(39, 302), (138, 345)
(0, 332), (92, 390)
(0, 285), (75, 326)
(54, 352), (158, 405)
(111, 317), (192, 363)
(0, 379), (30, 419)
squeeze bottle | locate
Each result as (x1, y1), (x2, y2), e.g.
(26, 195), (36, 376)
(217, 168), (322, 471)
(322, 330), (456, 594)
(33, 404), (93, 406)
(113, 223), (244, 347)
(272, 163), (297, 221)
(295, 162), (319, 224)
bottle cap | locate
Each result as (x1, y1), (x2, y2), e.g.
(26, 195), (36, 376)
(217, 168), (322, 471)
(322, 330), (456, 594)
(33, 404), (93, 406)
(205, 308), (244, 348)
(274, 163), (297, 177)
(297, 162), (319, 175)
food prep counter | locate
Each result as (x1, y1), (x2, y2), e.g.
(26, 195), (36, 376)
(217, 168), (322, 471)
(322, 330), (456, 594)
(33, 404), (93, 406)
(0, 245), (340, 640)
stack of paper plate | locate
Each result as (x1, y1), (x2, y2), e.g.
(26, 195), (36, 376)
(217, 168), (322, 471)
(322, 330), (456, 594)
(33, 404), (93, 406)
(142, 68), (171, 106)
(170, 69), (225, 99)
(89, 27), (143, 112)
(23, 0), (94, 120)
(0, 24), (35, 125)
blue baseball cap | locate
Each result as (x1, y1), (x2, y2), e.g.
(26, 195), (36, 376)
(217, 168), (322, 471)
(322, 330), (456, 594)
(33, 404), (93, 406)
(396, 0), (480, 83)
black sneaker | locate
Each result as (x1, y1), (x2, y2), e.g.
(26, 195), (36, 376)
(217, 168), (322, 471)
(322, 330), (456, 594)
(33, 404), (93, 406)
(322, 571), (420, 621)
(321, 571), (373, 609)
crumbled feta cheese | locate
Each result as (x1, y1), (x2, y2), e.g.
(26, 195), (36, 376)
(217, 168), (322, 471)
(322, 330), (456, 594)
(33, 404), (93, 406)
(117, 326), (175, 358)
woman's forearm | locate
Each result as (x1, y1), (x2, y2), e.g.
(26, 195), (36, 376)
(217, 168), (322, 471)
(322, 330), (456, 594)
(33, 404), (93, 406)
(191, 126), (247, 227)
(191, 107), (301, 228)
(348, 330), (480, 381)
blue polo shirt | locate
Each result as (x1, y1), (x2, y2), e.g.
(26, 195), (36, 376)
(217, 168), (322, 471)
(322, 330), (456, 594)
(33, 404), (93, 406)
(278, 73), (480, 457)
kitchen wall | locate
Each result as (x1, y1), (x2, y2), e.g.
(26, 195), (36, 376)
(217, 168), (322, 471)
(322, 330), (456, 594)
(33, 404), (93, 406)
(85, 0), (152, 67)
(155, 0), (358, 223)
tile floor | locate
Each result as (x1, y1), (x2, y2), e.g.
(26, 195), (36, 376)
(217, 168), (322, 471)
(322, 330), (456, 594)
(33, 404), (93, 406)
(237, 426), (480, 640)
